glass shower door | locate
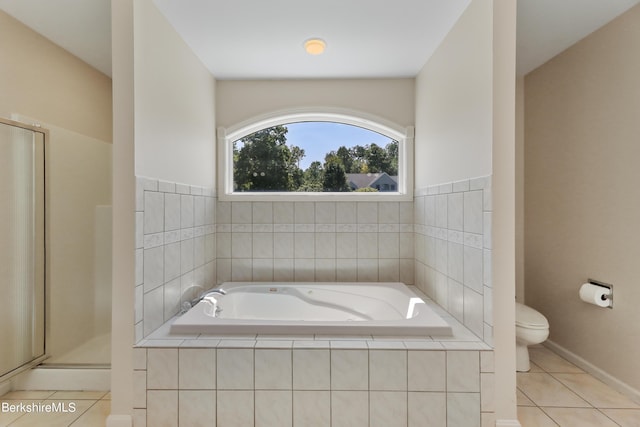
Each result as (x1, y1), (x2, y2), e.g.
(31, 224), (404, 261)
(0, 118), (46, 379)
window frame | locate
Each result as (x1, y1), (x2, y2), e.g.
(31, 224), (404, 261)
(217, 107), (414, 201)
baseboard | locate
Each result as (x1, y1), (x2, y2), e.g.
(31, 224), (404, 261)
(0, 380), (11, 397)
(496, 420), (522, 427)
(11, 367), (110, 391)
(106, 414), (132, 427)
(545, 340), (640, 404)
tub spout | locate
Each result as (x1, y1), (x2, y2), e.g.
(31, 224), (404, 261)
(189, 288), (227, 308)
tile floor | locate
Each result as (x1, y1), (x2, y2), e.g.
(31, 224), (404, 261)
(2, 346), (639, 426)
(518, 346), (640, 427)
(0, 390), (109, 426)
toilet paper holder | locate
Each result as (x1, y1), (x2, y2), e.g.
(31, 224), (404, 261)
(587, 278), (613, 308)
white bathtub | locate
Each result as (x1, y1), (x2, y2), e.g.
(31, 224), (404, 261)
(171, 282), (452, 336)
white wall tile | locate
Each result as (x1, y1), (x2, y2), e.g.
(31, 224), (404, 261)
(464, 246), (483, 293)
(217, 391), (253, 427)
(379, 202), (399, 224)
(293, 349), (330, 390)
(231, 233), (252, 259)
(447, 193), (464, 231)
(293, 391), (330, 427)
(464, 287), (484, 338)
(336, 202), (356, 224)
(483, 211), (492, 249)
(336, 259), (357, 282)
(178, 390), (215, 427)
(448, 242), (463, 283)
(481, 372), (495, 412)
(255, 349), (292, 390)
(216, 233), (231, 259)
(336, 233), (357, 258)
(315, 202), (336, 224)
(163, 278), (181, 320)
(136, 249), (143, 286)
(194, 196), (205, 227)
(464, 190), (483, 234)
(378, 233), (399, 259)
(331, 350), (368, 390)
(180, 239), (194, 274)
(369, 350), (407, 391)
(294, 233), (315, 258)
(136, 212), (144, 249)
(413, 196), (425, 226)
(163, 242), (180, 282)
(295, 202), (315, 223)
(164, 193), (180, 232)
(251, 202), (272, 224)
(315, 233), (336, 259)
(216, 201), (231, 224)
(435, 194), (448, 228)
(253, 259), (274, 281)
(179, 349), (215, 389)
(483, 286), (493, 326)
(483, 249), (492, 287)
(252, 233), (274, 259)
(408, 392), (446, 427)
(357, 259), (378, 282)
(217, 349), (253, 390)
(273, 233), (293, 259)
(194, 236), (205, 267)
(231, 259), (253, 281)
(273, 259), (294, 281)
(274, 202), (294, 223)
(448, 279), (464, 323)
(400, 259), (414, 285)
(408, 351), (445, 391)
(370, 391), (407, 427)
(255, 391), (292, 427)
(315, 259), (336, 281)
(231, 202), (252, 224)
(435, 239), (448, 275)
(331, 391), (368, 427)
(447, 392), (481, 427)
(357, 233), (377, 258)
(446, 351), (480, 392)
(143, 287), (164, 336)
(144, 192), (164, 234)
(294, 259), (315, 281)
(400, 233), (414, 259)
(147, 349), (178, 389)
(147, 390), (177, 427)
(143, 247), (164, 292)
(399, 202), (413, 224)
(180, 195), (194, 228)
(357, 202), (377, 224)
(378, 259), (400, 282)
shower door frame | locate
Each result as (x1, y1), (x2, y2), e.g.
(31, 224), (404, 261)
(0, 117), (48, 381)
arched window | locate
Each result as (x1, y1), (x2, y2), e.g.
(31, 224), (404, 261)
(218, 108), (413, 201)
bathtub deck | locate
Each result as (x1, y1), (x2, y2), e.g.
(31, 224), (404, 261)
(137, 287), (489, 351)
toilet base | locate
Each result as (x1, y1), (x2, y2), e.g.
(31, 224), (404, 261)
(516, 343), (531, 372)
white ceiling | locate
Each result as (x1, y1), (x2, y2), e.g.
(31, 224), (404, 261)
(0, 0), (639, 79)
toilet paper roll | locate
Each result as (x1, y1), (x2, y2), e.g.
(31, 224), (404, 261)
(579, 283), (611, 308)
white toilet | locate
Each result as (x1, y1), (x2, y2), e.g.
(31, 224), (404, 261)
(515, 302), (549, 372)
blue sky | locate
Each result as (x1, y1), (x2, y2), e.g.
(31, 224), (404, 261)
(284, 122), (392, 170)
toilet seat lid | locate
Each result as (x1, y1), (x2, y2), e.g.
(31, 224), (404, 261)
(516, 303), (549, 329)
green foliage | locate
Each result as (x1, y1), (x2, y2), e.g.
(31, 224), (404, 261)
(354, 187), (379, 192)
(233, 124), (399, 192)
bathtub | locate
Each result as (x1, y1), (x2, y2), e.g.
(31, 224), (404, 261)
(171, 282), (452, 336)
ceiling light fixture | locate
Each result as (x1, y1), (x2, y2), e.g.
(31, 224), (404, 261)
(304, 38), (326, 55)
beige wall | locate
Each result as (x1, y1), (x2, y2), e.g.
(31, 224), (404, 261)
(216, 79), (415, 129)
(134, 0), (216, 188)
(0, 11), (112, 143)
(525, 4), (640, 393)
(414, 0), (493, 188)
(515, 77), (525, 302)
(0, 12), (113, 362)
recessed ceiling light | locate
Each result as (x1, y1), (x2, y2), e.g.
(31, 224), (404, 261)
(304, 38), (326, 55)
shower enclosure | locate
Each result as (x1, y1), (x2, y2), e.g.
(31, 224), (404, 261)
(1, 116), (112, 386)
(0, 118), (46, 380)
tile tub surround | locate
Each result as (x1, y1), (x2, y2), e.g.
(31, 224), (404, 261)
(133, 288), (494, 427)
(136, 177), (217, 341)
(414, 176), (492, 344)
(214, 200), (415, 285)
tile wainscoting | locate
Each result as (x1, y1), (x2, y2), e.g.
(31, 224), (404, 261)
(135, 177), (217, 341)
(214, 200), (415, 285)
(414, 176), (492, 345)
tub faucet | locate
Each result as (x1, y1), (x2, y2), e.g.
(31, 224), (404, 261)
(190, 288), (227, 307)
